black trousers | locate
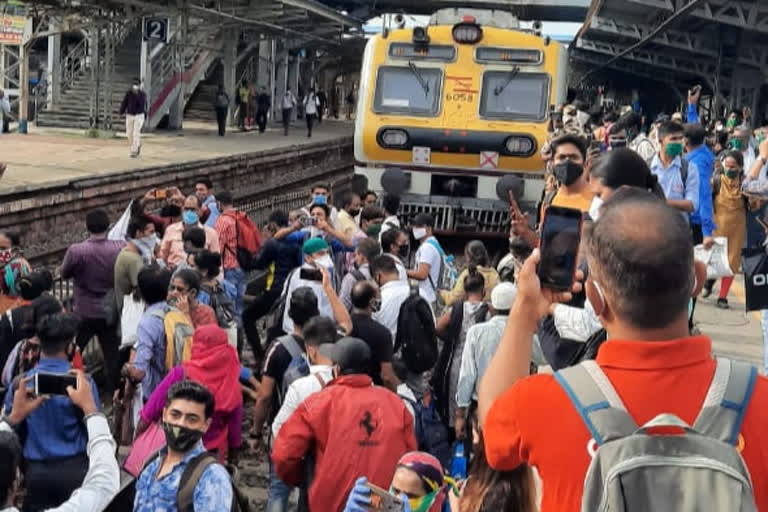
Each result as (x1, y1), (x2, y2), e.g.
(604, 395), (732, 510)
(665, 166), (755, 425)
(238, 104), (247, 129)
(256, 109), (268, 132)
(282, 108), (292, 135)
(215, 107), (227, 136)
(317, 106), (323, 124)
(23, 454), (88, 512)
(242, 288), (280, 367)
(690, 223), (704, 329)
(306, 114), (315, 137)
(76, 316), (119, 392)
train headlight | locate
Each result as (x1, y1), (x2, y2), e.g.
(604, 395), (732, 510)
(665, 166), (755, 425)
(380, 129), (409, 148)
(504, 136), (535, 156)
(452, 23), (483, 44)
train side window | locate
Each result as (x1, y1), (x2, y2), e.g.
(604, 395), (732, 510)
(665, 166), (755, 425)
(373, 66), (442, 116)
(479, 71), (549, 121)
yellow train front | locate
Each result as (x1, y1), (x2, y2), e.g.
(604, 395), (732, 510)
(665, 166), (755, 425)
(354, 9), (568, 236)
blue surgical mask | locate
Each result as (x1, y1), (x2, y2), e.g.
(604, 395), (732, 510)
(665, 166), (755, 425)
(182, 210), (199, 225)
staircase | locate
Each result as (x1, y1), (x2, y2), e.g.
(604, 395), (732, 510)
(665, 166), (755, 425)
(184, 61), (223, 122)
(37, 32), (142, 130)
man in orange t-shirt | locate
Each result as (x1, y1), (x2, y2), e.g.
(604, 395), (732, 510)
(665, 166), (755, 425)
(479, 190), (768, 511)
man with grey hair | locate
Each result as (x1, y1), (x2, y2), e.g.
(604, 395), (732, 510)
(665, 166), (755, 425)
(478, 189), (768, 510)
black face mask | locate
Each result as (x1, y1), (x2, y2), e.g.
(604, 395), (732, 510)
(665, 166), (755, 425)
(553, 160), (584, 186)
(161, 204), (182, 218)
(162, 421), (205, 453)
(398, 244), (410, 259)
(348, 208), (361, 217)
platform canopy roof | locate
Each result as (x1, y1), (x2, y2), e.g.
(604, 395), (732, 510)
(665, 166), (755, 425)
(571, 0), (768, 95)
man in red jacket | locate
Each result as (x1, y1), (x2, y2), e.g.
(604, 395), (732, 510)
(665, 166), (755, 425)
(272, 337), (417, 512)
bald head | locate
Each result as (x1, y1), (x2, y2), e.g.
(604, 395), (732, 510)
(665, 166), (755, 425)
(587, 188), (694, 329)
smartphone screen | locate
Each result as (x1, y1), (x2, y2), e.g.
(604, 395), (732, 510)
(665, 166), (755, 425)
(155, 189), (167, 199)
(538, 206), (583, 290)
(35, 372), (77, 396)
(300, 268), (323, 282)
(363, 482), (405, 512)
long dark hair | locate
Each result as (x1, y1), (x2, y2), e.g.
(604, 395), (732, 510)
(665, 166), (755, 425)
(460, 405), (536, 512)
(591, 148), (666, 199)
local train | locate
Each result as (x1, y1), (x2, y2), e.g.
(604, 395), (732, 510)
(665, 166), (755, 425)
(354, 9), (568, 235)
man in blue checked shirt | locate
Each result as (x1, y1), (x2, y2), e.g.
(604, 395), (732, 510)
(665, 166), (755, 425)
(650, 120), (700, 220)
(134, 380), (233, 512)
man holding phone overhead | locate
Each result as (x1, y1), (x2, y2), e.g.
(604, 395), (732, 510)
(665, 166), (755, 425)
(2, 313), (101, 512)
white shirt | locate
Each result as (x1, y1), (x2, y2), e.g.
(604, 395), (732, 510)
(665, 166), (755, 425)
(282, 91), (297, 110)
(414, 236), (442, 304)
(0, 414), (119, 512)
(743, 147), (757, 177)
(282, 264), (334, 334)
(305, 94), (318, 115)
(374, 278), (413, 342)
(0, 95), (10, 115)
(553, 300), (603, 342)
(272, 365), (334, 437)
(379, 215), (401, 240)
(384, 253), (408, 281)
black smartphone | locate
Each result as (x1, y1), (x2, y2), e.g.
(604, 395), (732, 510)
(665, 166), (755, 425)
(538, 206), (583, 291)
(300, 267), (323, 282)
(35, 371), (78, 396)
(363, 482), (405, 512)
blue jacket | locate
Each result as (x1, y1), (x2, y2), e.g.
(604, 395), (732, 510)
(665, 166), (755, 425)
(686, 103), (717, 236)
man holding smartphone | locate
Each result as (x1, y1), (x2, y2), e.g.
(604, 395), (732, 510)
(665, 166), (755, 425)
(2, 313), (101, 511)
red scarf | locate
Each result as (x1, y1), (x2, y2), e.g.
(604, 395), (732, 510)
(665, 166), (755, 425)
(183, 325), (242, 413)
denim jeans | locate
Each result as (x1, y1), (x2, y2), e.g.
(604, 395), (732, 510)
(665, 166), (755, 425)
(266, 456), (292, 512)
(224, 267), (246, 328)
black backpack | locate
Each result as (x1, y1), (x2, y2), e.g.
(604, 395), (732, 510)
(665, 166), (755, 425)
(395, 284), (438, 374)
(177, 453), (250, 512)
(201, 283), (236, 329)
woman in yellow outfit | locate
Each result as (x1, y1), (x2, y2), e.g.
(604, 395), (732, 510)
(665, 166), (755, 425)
(704, 150), (747, 309)
(441, 240), (499, 306)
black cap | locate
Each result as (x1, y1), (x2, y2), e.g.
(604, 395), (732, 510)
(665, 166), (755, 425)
(320, 337), (371, 375)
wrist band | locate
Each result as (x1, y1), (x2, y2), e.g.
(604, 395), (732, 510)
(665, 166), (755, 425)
(83, 412), (107, 423)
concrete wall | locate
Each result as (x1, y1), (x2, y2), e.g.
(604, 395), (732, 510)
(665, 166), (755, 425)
(0, 138), (354, 267)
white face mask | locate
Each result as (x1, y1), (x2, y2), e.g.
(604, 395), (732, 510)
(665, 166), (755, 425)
(412, 227), (427, 240)
(314, 254), (334, 269)
(588, 196), (604, 221)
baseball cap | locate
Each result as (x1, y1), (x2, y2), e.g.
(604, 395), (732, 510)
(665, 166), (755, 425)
(302, 237), (329, 255)
(320, 337), (371, 375)
(491, 282), (517, 311)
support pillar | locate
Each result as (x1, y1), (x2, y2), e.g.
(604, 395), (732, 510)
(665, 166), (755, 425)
(274, 42), (287, 121)
(288, 52), (299, 120)
(222, 30), (237, 125)
(169, 0), (188, 130)
(140, 39), (151, 110)
(256, 39), (270, 89)
(47, 21), (61, 109)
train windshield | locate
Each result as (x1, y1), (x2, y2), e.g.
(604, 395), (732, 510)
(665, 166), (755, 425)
(480, 71), (548, 121)
(373, 66), (442, 116)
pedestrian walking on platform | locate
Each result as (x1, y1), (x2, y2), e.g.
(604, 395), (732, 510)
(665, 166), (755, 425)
(213, 84), (230, 137)
(119, 79), (147, 158)
(305, 89), (319, 138)
(282, 88), (297, 136)
(256, 86), (271, 133)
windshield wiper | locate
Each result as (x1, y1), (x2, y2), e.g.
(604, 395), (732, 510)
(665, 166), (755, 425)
(408, 60), (430, 97)
(494, 65), (521, 96)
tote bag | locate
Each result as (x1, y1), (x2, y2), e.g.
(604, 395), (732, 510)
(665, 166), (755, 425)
(742, 246), (768, 311)
(123, 421), (165, 477)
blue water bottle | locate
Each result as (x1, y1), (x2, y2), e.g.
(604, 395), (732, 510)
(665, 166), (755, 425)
(450, 442), (467, 480)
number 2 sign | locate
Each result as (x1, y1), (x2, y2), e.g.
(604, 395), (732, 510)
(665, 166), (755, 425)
(143, 17), (169, 43)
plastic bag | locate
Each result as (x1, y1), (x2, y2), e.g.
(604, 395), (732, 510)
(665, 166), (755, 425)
(108, 200), (133, 241)
(694, 236), (733, 280)
(120, 294), (145, 350)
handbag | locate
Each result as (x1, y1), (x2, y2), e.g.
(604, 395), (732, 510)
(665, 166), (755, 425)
(120, 295), (145, 350)
(742, 246), (768, 311)
(123, 421), (166, 477)
(694, 236), (733, 280)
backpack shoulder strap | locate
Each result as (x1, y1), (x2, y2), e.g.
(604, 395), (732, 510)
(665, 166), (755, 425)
(692, 357), (758, 445)
(177, 452), (219, 512)
(554, 360), (637, 445)
(350, 269), (366, 282)
(280, 334), (303, 359)
(680, 157), (689, 185)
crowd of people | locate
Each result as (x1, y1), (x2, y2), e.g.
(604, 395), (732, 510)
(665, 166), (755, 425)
(1, 83), (768, 512)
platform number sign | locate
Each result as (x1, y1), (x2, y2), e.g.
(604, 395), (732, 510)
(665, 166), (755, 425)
(143, 17), (169, 43)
